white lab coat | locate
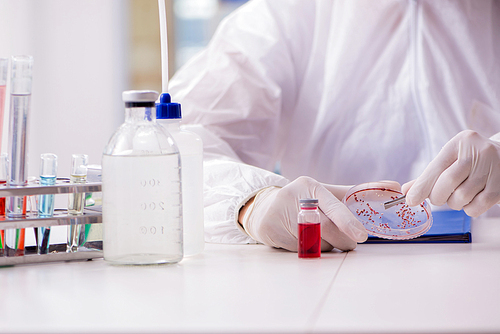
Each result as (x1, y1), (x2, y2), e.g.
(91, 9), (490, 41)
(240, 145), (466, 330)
(169, 0), (500, 244)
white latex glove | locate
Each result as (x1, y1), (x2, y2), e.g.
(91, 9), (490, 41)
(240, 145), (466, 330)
(240, 176), (368, 252)
(403, 130), (500, 217)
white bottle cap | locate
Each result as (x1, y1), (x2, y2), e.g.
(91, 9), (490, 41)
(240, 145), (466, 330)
(122, 90), (159, 103)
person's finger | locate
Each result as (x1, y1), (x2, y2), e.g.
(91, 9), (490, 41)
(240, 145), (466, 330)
(319, 213), (357, 251)
(320, 239), (334, 252)
(445, 152), (491, 210)
(446, 177), (484, 211)
(458, 165), (500, 216)
(320, 184), (353, 201)
(406, 140), (458, 206)
(401, 179), (416, 194)
(313, 184), (368, 243)
(428, 159), (471, 206)
(463, 182), (500, 217)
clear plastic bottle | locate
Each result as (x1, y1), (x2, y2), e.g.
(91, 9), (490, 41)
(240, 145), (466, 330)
(102, 90), (183, 265)
(156, 93), (204, 256)
(297, 198), (321, 258)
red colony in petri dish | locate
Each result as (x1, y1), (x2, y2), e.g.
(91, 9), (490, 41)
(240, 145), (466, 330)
(343, 182), (433, 240)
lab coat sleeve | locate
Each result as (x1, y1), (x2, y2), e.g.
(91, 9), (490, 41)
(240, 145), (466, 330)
(169, 0), (311, 244)
(182, 124), (289, 244)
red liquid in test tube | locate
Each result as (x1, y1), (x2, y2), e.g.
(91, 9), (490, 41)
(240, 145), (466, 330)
(0, 180), (5, 215)
(0, 174), (5, 255)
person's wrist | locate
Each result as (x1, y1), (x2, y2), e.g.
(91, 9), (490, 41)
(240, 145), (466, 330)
(238, 196), (255, 226)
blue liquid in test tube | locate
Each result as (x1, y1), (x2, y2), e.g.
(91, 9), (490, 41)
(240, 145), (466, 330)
(37, 153), (57, 254)
(39, 176), (56, 215)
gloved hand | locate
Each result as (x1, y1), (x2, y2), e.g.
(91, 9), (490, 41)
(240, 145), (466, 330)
(239, 176), (368, 252)
(402, 130), (500, 217)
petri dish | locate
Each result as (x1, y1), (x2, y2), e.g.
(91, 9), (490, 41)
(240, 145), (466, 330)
(343, 182), (433, 240)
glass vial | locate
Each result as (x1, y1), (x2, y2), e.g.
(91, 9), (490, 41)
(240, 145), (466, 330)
(156, 93), (204, 256)
(37, 153), (57, 254)
(102, 90), (183, 265)
(298, 198), (321, 258)
(67, 153), (88, 252)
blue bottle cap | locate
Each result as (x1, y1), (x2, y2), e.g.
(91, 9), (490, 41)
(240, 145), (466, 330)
(156, 93), (182, 119)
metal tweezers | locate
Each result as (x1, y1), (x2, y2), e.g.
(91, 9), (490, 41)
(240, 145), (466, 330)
(383, 195), (406, 210)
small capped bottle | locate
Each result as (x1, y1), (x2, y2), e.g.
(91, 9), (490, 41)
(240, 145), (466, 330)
(297, 198), (321, 258)
(102, 90), (183, 265)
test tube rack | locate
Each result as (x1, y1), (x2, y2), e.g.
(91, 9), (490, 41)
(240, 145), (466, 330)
(0, 179), (102, 266)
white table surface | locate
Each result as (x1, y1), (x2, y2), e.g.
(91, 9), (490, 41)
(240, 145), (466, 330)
(0, 218), (499, 334)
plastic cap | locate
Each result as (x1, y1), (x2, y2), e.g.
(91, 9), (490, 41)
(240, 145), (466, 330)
(122, 90), (159, 103)
(299, 198), (319, 209)
(156, 93), (182, 119)
(299, 198), (318, 204)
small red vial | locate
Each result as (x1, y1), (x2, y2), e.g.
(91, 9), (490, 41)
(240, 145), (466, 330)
(298, 198), (321, 258)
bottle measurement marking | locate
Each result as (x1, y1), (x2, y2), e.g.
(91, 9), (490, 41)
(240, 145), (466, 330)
(140, 179), (161, 187)
(140, 202), (165, 211)
(139, 226), (167, 235)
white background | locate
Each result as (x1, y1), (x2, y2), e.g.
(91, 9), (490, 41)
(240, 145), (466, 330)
(0, 0), (129, 178)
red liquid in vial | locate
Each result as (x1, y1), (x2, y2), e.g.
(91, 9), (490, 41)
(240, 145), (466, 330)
(0, 180), (5, 253)
(298, 222), (321, 258)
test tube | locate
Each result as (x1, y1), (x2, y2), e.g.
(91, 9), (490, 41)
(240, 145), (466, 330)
(0, 58), (7, 150)
(5, 56), (33, 257)
(0, 60), (8, 256)
(37, 153), (57, 254)
(0, 153), (8, 257)
(67, 154), (88, 252)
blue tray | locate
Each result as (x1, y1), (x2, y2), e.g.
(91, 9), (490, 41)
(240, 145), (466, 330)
(365, 209), (471, 243)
